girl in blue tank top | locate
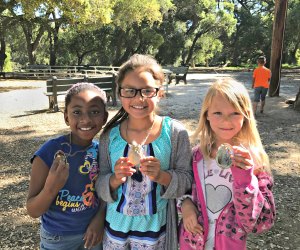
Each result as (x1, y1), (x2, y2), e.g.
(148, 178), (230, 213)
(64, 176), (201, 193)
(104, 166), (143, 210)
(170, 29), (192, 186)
(27, 82), (108, 250)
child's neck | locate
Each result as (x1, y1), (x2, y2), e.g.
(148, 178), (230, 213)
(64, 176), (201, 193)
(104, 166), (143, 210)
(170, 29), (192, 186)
(122, 115), (159, 145)
(68, 133), (93, 147)
(127, 115), (156, 131)
(125, 115), (157, 145)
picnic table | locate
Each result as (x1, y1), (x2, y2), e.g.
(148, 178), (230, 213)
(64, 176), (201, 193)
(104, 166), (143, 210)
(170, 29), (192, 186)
(164, 66), (189, 85)
(162, 68), (173, 95)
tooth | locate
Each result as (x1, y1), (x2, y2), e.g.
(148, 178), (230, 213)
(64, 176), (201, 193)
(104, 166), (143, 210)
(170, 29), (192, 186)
(81, 128), (91, 131)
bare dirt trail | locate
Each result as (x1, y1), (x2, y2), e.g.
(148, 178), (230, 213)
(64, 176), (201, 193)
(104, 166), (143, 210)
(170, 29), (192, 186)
(0, 72), (299, 249)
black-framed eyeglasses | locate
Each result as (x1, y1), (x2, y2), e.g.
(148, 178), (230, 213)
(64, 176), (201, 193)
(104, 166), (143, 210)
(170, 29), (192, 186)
(119, 87), (160, 98)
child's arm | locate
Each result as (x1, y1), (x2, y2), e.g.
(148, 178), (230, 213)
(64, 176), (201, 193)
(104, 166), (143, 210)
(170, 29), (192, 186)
(26, 156), (69, 218)
(252, 69), (256, 88)
(181, 198), (203, 234)
(109, 157), (136, 191)
(230, 146), (276, 233)
(140, 156), (171, 186)
(95, 136), (136, 203)
(83, 202), (106, 249)
(95, 131), (117, 203)
(232, 168), (275, 233)
(161, 120), (193, 198)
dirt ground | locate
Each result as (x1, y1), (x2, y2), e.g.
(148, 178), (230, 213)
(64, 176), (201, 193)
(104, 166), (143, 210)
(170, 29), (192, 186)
(0, 71), (299, 249)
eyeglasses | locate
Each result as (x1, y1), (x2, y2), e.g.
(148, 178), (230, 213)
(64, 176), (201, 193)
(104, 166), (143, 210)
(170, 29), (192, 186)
(119, 87), (160, 98)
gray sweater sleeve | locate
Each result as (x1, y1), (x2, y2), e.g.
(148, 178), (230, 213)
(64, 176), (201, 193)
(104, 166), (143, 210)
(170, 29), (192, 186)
(165, 118), (193, 250)
(161, 118), (193, 198)
(95, 128), (117, 203)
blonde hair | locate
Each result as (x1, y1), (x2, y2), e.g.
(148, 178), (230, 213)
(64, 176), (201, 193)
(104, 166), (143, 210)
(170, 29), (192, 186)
(192, 78), (271, 173)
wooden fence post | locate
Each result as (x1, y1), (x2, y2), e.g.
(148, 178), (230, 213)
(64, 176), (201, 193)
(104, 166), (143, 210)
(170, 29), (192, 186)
(52, 76), (59, 112)
(112, 73), (117, 106)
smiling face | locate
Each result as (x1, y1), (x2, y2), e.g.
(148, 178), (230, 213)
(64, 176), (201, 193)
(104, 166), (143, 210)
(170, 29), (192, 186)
(119, 67), (162, 120)
(206, 93), (245, 146)
(64, 89), (108, 146)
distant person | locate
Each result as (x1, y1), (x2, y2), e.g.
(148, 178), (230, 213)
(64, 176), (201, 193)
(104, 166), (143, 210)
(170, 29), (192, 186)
(178, 79), (276, 249)
(95, 54), (193, 249)
(252, 56), (271, 114)
(27, 82), (108, 250)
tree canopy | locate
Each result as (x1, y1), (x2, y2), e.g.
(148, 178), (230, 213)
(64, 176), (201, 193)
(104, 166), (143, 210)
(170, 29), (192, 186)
(0, 0), (299, 68)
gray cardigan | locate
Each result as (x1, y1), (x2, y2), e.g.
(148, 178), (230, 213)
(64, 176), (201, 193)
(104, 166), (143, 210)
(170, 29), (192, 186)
(96, 118), (193, 250)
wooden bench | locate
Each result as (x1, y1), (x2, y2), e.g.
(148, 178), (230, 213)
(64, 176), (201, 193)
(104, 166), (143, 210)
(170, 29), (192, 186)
(164, 66), (189, 85)
(46, 75), (117, 112)
(87, 76), (117, 106)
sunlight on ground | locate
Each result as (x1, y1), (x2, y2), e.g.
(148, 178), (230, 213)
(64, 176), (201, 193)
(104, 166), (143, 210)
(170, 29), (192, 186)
(0, 176), (28, 189)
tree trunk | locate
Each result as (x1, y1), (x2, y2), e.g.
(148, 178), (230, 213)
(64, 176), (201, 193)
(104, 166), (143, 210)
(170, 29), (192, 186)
(294, 87), (300, 111)
(20, 18), (46, 65)
(77, 54), (83, 66)
(49, 22), (60, 66)
(269, 0), (288, 97)
(113, 28), (135, 66)
(0, 38), (7, 71)
(289, 41), (300, 65)
(185, 33), (201, 66)
(48, 31), (55, 66)
(231, 28), (240, 67)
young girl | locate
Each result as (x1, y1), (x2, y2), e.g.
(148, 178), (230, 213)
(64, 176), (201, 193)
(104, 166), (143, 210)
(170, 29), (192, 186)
(95, 54), (193, 249)
(178, 79), (276, 250)
(27, 82), (108, 250)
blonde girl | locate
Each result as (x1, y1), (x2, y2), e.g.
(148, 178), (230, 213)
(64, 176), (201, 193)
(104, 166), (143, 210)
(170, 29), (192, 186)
(178, 79), (275, 250)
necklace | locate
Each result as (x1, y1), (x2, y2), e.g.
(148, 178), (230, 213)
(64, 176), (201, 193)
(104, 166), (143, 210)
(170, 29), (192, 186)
(54, 133), (94, 164)
(126, 115), (156, 146)
(126, 116), (156, 168)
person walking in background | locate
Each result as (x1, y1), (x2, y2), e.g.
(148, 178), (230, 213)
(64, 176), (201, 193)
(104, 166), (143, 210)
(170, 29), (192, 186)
(95, 54), (193, 249)
(178, 79), (275, 250)
(252, 56), (271, 114)
(27, 83), (108, 250)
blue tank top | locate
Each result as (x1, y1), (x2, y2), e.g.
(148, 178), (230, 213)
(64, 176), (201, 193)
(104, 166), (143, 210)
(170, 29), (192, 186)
(31, 135), (100, 235)
(105, 117), (172, 233)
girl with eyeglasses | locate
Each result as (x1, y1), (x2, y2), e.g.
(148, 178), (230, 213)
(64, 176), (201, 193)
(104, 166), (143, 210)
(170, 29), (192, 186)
(95, 54), (193, 249)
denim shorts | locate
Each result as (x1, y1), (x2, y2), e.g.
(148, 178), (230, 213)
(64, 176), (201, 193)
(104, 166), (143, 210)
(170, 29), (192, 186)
(40, 225), (102, 250)
(254, 87), (268, 102)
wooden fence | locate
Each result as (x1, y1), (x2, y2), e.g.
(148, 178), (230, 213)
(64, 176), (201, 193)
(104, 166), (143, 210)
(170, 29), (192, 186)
(3, 65), (120, 79)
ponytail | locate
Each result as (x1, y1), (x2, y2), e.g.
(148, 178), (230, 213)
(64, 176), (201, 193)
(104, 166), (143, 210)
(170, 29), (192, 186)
(103, 107), (128, 133)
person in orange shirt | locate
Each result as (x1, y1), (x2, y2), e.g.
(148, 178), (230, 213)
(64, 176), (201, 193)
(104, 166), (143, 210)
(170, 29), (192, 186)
(252, 56), (271, 114)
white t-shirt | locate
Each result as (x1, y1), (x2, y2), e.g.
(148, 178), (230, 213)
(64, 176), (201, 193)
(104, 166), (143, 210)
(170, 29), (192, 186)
(197, 158), (233, 250)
